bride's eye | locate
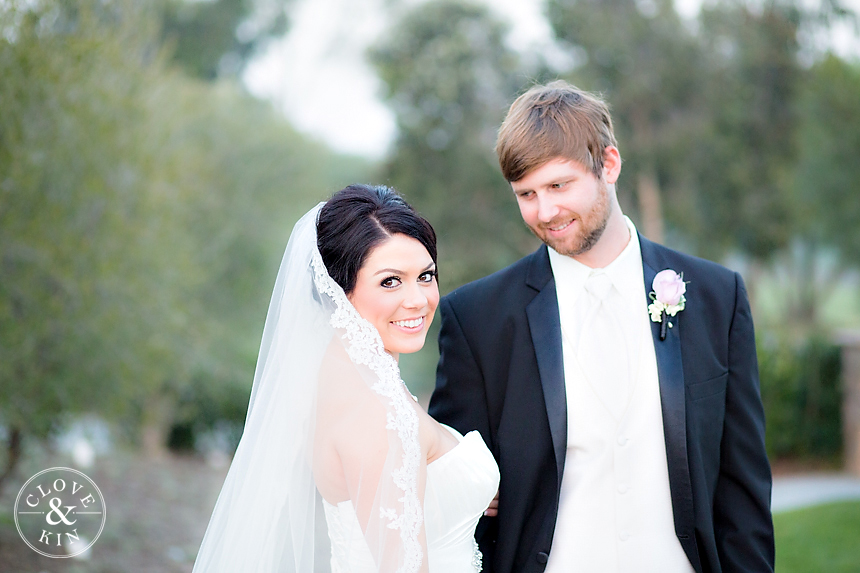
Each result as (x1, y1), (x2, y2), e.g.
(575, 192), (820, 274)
(418, 270), (437, 283)
(380, 276), (401, 288)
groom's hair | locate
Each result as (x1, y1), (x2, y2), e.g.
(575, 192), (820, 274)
(317, 184), (437, 295)
(496, 81), (618, 182)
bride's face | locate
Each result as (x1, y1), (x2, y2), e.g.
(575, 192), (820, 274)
(348, 233), (439, 359)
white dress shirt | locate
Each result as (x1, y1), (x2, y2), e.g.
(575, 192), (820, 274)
(544, 218), (694, 573)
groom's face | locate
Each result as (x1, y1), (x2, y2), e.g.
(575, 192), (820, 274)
(511, 156), (613, 257)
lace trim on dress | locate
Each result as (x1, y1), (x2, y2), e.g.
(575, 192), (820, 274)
(471, 538), (483, 572)
(311, 250), (424, 573)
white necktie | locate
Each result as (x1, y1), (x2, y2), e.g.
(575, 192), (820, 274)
(577, 271), (630, 421)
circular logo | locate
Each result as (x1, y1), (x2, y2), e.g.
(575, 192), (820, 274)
(14, 467), (106, 558)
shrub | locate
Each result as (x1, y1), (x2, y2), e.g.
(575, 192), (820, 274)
(758, 332), (842, 459)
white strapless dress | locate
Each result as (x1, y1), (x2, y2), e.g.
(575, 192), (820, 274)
(323, 426), (500, 572)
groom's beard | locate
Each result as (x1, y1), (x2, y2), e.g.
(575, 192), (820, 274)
(526, 179), (612, 257)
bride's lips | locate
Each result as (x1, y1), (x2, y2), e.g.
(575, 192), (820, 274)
(391, 316), (425, 333)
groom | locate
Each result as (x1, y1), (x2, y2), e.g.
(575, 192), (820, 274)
(429, 81), (774, 573)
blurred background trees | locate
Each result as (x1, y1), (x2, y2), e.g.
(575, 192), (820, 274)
(161, 0), (292, 78)
(0, 0), (369, 491)
(1, 0), (859, 498)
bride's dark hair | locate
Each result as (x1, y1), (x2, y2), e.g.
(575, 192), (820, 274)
(317, 184), (437, 295)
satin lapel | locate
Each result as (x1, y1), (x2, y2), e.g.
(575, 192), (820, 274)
(642, 240), (698, 567)
(526, 250), (566, 488)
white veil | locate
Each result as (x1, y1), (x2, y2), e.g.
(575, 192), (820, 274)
(193, 204), (428, 572)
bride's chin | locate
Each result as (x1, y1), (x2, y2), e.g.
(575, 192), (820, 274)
(388, 335), (428, 356)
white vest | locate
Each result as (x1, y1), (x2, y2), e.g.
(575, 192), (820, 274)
(545, 225), (694, 573)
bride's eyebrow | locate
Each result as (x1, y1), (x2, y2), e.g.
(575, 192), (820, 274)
(373, 262), (435, 276)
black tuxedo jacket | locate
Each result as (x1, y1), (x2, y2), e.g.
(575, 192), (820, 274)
(429, 236), (774, 573)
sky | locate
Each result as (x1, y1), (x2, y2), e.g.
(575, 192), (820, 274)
(243, 0), (860, 159)
(243, 0), (560, 158)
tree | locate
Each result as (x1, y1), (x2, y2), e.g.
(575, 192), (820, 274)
(0, 0), (197, 477)
(795, 55), (860, 266)
(781, 55), (860, 326)
(0, 0), (369, 489)
(548, 0), (707, 245)
(371, 0), (536, 293)
(160, 0), (291, 79)
(688, 1), (804, 262)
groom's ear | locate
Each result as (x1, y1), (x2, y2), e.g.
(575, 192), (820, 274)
(602, 146), (622, 184)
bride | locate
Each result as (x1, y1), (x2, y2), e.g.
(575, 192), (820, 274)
(193, 184), (499, 572)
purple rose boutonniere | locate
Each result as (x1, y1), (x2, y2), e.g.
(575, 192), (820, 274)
(648, 269), (687, 341)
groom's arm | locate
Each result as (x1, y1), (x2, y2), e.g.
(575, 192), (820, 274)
(713, 273), (775, 571)
(429, 295), (493, 452)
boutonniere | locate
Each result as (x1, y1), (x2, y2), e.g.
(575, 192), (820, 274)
(648, 269), (687, 341)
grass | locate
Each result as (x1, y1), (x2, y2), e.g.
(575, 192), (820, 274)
(775, 500), (860, 572)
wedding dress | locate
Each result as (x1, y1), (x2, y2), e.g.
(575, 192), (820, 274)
(324, 425), (499, 572)
(193, 204), (499, 573)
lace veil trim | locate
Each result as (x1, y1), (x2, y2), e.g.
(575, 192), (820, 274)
(310, 249), (423, 572)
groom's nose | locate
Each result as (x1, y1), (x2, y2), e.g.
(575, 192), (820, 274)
(536, 193), (561, 223)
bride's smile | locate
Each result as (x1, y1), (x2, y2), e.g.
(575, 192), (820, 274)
(347, 233), (440, 359)
(392, 316), (425, 330)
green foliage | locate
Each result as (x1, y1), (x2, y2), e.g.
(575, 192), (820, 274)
(758, 333), (842, 458)
(794, 55), (860, 266)
(161, 0), (291, 79)
(167, 373), (250, 452)
(689, 2), (802, 261)
(371, 0), (538, 292)
(775, 501), (860, 572)
(0, 0), (187, 438)
(0, 0), (370, 461)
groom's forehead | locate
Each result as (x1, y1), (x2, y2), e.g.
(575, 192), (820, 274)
(511, 157), (591, 187)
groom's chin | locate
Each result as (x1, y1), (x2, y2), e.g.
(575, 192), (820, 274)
(527, 224), (573, 256)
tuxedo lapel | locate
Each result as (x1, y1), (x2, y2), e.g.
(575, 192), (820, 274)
(525, 246), (567, 488)
(641, 235), (698, 566)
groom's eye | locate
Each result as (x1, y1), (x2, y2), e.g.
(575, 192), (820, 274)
(380, 276), (401, 288)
